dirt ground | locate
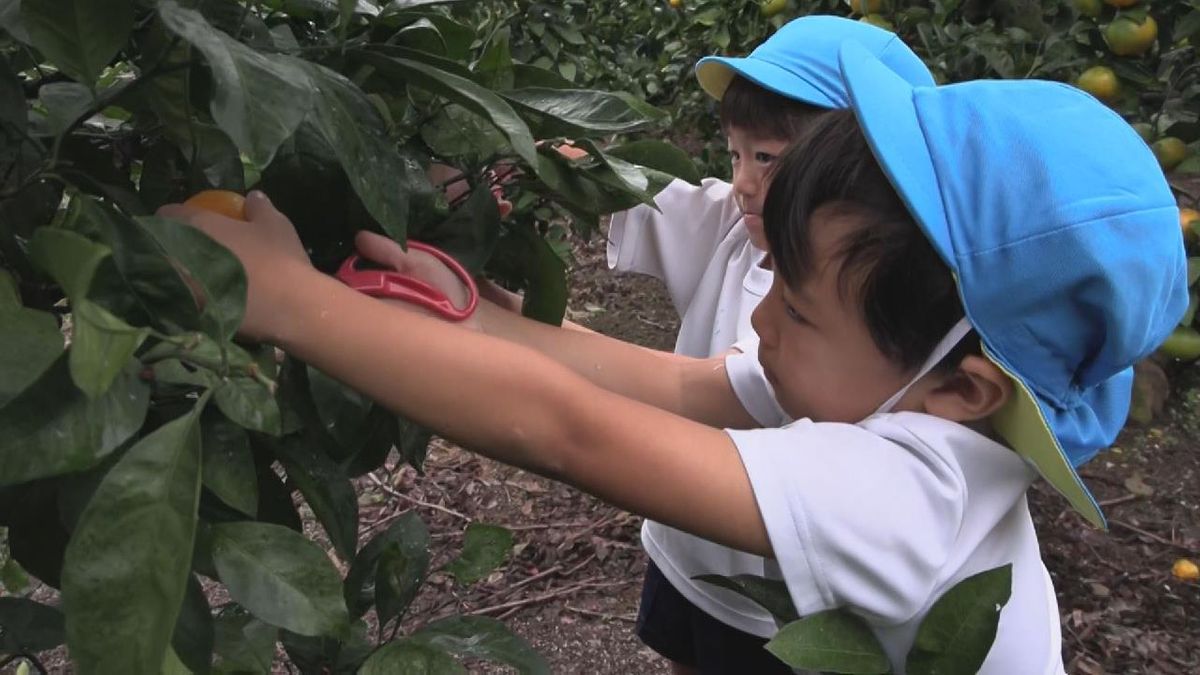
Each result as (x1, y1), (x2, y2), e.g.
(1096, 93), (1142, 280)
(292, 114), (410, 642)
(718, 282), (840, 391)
(8, 194), (1200, 674)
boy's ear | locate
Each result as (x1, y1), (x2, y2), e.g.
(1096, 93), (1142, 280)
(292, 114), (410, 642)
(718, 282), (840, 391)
(922, 355), (1013, 423)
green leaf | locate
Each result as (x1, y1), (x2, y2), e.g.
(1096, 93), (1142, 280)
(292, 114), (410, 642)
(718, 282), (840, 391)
(37, 81), (94, 136)
(62, 396), (207, 674)
(213, 609), (277, 673)
(413, 181), (501, 275)
(68, 197), (202, 332)
(254, 453), (303, 532)
(487, 223), (568, 325)
(69, 300), (149, 398)
(344, 511), (427, 619)
(444, 523), (513, 585)
(0, 357), (150, 486)
(419, 103), (508, 163)
(300, 60), (423, 243)
(476, 30), (515, 90)
(0, 0), (31, 43)
(161, 646), (190, 675)
(693, 574), (799, 625)
(765, 610), (890, 674)
(607, 139), (702, 186)
(159, 0), (314, 167)
(906, 564), (1013, 675)
(511, 64), (574, 89)
(201, 412), (258, 516)
(171, 575), (215, 675)
(140, 216), (248, 343)
(374, 517), (431, 627)
(0, 268), (18, 306)
(356, 50), (538, 167)
(307, 364), (372, 451)
(0, 597), (66, 653)
(502, 88), (664, 138)
(28, 226), (111, 300)
(21, 0), (133, 87)
(410, 615), (549, 675)
(215, 375), (282, 436)
(359, 640), (466, 675)
(1, 556), (30, 593)
(274, 434), (359, 561)
(0, 305), (64, 408)
(210, 521), (350, 638)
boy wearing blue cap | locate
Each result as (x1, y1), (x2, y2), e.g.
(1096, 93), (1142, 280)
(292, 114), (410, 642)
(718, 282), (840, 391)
(600, 16), (936, 670)
(162, 43), (1186, 674)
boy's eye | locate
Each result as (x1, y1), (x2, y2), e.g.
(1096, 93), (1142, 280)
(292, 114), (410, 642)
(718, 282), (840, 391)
(754, 152), (776, 164)
(729, 150), (741, 163)
(785, 303), (807, 324)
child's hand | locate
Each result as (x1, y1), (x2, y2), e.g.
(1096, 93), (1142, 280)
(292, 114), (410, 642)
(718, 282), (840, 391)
(353, 231), (481, 329)
(157, 191), (312, 342)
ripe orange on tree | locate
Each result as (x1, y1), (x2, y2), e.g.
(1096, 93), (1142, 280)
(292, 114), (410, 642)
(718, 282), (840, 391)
(669, 0), (682, 8)
(1173, 558), (1200, 582)
(1075, 65), (1120, 102)
(1105, 15), (1158, 57)
(184, 189), (247, 220)
(859, 14), (893, 30)
(849, 0), (885, 15)
(1181, 208), (1200, 244)
(1073, 0), (1102, 18)
(760, 0), (787, 17)
(1152, 137), (1189, 171)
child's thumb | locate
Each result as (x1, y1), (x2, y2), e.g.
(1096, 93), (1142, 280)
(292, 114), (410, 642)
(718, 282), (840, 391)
(243, 190), (290, 227)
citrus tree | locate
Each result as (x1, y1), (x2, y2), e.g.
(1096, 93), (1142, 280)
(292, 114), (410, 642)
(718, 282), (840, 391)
(0, 0), (699, 671)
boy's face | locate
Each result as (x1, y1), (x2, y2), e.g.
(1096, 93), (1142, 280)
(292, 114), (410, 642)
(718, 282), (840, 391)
(751, 205), (913, 423)
(727, 126), (790, 251)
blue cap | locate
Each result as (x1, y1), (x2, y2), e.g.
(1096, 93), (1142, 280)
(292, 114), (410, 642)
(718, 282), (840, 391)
(838, 41), (1188, 528)
(695, 15), (934, 107)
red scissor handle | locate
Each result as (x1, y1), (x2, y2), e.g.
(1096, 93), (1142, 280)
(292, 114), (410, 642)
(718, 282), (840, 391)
(335, 241), (479, 322)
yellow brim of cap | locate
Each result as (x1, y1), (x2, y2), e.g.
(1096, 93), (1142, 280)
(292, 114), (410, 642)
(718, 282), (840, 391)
(986, 349), (1107, 529)
(695, 61), (735, 101)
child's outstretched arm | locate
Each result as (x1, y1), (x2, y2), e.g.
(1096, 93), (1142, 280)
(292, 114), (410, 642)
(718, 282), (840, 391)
(159, 194), (772, 556)
(352, 230), (759, 430)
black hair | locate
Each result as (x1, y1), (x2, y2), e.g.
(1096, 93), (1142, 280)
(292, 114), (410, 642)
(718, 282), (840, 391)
(763, 108), (979, 373)
(719, 76), (827, 140)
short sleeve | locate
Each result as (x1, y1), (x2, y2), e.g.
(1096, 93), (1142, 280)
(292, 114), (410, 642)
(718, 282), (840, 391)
(607, 178), (742, 314)
(726, 420), (965, 623)
(724, 340), (790, 427)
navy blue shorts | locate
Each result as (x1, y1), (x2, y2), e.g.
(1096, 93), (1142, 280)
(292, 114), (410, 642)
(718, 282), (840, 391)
(635, 561), (794, 674)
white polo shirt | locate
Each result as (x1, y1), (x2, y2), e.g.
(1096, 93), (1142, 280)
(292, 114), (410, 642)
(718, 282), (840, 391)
(608, 177), (785, 637)
(723, 349), (1066, 674)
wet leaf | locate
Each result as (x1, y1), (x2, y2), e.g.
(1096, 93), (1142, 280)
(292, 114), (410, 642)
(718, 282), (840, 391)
(410, 615), (549, 675)
(62, 395), (207, 674)
(210, 521), (350, 638)
(693, 574), (799, 625)
(159, 0), (314, 166)
(359, 640), (465, 675)
(374, 519), (431, 627)
(214, 374), (282, 436)
(22, 0), (133, 87)
(765, 610), (890, 673)
(906, 564), (1013, 674)
(201, 412), (258, 516)
(344, 512), (428, 619)
(0, 357), (150, 486)
(0, 305), (64, 408)
(275, 433), (359, 561)
(444, 523), (513, 585)
(502, 87), (664, 138)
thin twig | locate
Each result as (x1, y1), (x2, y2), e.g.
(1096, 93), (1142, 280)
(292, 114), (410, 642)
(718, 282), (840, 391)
(1110, 519), (1195, 553)
(467, 580), (600, 617)
(1098, 493), (1141, 508)
(564, 605), (637, 623)
(368, 473), (471, 522)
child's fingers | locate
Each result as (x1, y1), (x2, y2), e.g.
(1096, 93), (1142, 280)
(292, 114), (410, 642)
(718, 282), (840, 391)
(354, 231), (416, 273)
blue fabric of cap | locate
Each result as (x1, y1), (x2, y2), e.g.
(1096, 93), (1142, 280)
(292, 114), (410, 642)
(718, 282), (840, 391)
(838, 40), (1187, 472)
(695, 15), (934, 106)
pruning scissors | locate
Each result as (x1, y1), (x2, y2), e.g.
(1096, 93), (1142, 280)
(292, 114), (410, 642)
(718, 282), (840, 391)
(335, 241), (479, 322)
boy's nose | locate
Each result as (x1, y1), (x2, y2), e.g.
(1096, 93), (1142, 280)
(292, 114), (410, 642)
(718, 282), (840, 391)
(751, 302), (774, 348)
